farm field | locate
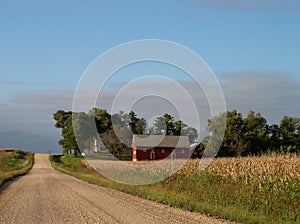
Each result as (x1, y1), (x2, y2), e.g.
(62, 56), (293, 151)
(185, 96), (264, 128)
(0, 150), (34, 187)
(50, 153), (300, 224)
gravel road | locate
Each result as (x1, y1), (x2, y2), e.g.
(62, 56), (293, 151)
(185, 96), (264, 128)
(0, 154), (236, 224)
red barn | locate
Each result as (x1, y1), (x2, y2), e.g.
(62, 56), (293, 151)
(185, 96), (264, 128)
(132, 134), (191, 161)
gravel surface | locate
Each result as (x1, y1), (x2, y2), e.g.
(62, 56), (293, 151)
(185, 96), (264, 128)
(0, 154), (237, 224)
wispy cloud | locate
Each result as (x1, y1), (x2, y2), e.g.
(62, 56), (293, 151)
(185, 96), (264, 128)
(219, 71), (300, 122)
(0, 80), (68, 87)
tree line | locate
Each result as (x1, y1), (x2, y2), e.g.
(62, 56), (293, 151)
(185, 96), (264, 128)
(54, 108), (299, 158)
(53, 108), (198, 157)
(207, 110), (300, 157)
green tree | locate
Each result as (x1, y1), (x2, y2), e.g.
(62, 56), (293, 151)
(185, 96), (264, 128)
(173, 120), (187, 135)
(88, 108), (112, 134)
(208, 110), (248, 157)
(129, 111), (147, 134)
(135, 118), (147, 134)
(99, 111), (133, 160)
(279, 116), (300, 152)
(152, 113), (175, 135)
(242, 110), (268, 155)
(206, 112), (227, 157)
(53, 110), (72, 129)
(163, 113), (175, 135)
(152, 116), (166, 134)
(151, 115), (198, 142)
(72, 112), (95, 150)
(53, 110), (79, 155)
(101, 129), (132, 160)
(267, 124), (281, 150)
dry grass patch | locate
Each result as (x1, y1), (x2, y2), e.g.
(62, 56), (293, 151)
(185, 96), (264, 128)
(0, 150), (34, 187)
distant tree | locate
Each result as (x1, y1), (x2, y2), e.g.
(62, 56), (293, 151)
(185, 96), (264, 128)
(53, 110), (72, 129)
(102, 111), (135, 159)
(135, 118), (147, 134)
(151, 114), (198, 142)
(172, 120), (198, 143)
(242, 110), (268, 155)
(152, 116), (166, 135)
(100, 129), (132, 159)
(54, 109), (110, 156)
(163, 113), (175, 135)
(182, 126), (198, 143)
(53, 110), (78, 155)
(267, 124), (281, 150)
(111, 111), (130, 129)
(173, 120), (187, 136)
(88, 108), (112, 134)
(54, 108), (300, 158)
(208, 110), (248, 157)
(60, 116), (79, 155)
(207, 110), (300, 157)
(129, 111), (147, 134)
(152, 113), (175, 135)
(206, 112), (227, 157)
(129, 111), (138, 133)
(279, 116), (300, 152)
(225, 110), (249, 156)
(72, 112), (95, 150)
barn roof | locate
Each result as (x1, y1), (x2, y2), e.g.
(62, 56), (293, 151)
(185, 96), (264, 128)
(133, 134), (190, 149)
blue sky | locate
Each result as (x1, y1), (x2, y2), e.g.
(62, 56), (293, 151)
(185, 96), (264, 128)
(0, 0), (299, 152)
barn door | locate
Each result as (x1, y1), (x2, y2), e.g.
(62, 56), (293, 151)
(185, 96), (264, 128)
(150, 149), (155, 160)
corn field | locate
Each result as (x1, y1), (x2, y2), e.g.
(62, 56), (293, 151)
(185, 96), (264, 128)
(174, 154), (300, 223)
(63, 153), (300, 223)
(179, 154), (300, 187)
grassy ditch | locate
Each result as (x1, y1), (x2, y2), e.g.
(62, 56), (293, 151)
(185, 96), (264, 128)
(0, 150), (34, 187)
(50, 154), (300, 224)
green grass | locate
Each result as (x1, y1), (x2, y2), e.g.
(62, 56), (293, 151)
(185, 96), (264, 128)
(50, 154), (299, 224)
(0, 150), (34, 187)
